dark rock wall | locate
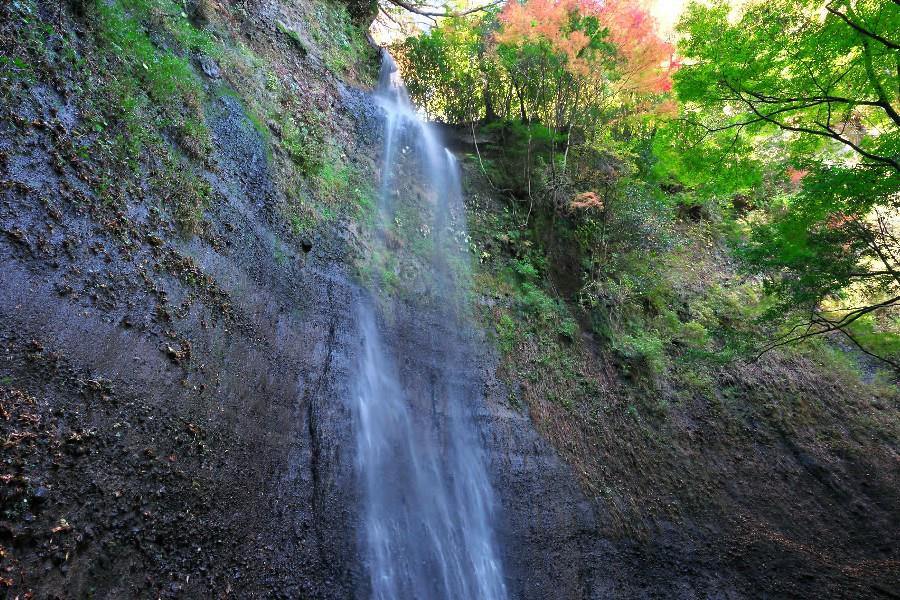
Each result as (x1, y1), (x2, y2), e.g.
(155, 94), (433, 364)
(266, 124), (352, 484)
(1, 79), (359, 598)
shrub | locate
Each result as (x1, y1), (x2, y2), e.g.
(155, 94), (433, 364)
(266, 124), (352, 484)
(678, 320), (710, 350)
(614, 331), (668, 376)
(281, 111), (326, 175)
(513, 257), (540, 281)
(558, 316), (578, 341)
(497, 313), (518, 354)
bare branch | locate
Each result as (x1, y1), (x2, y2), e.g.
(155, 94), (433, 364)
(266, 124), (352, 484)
(825, 1), (900, 50)
(838, 326), (900, 371)
(754, 295), (900, 370)
(382, 0), (503, 18)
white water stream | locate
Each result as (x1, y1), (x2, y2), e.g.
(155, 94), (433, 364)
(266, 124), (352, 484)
(351, 52), (508, 600)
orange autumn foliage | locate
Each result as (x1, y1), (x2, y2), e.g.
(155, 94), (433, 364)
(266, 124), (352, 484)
(496, 0), (599, 75)
(600, 0), (678, 93)
(787, 167), (810, 184)
(496, 0), (677, 94)
(569, 191), (604, 210)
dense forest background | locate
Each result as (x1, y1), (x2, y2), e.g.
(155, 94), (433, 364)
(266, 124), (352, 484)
(386, 0), (900, 376)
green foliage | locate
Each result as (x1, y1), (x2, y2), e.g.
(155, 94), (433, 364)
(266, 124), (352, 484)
(519, 281), (559, 321)
(72, 0), (217, 233)
(352, 184), (376, 223)
(577, 180), (676, 317)
(846, 314), (900, 365)
(613, 331), (667, 376)
(557, 316), (578, 341)
(678, 321), (710, 349)
(280, 152), (375, 245)
(306, 1), (377, 83)
(651, 121), (762, 197)
(119, 0), (220, 56)
(667, 0), (900, 362)
(513, 257), (540, 281)
(318, 160), (352, 198)
(288, 206), (316, 236)
(497, 313), (518, 354)
(477, 120), (568, 200)
(178, 116), (213, 159)
(265, 70), (280, 92)
(381, 262), (399, 291)
(0, 55), (36, 85)
(395, 14), (492, 121)
(93, 0), (210, 106)
(739, 167), (900, 313)
(279, 110), (327, 175)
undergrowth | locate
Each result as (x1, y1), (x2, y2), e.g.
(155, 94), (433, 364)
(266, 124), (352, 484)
(308, 1), (377, 83)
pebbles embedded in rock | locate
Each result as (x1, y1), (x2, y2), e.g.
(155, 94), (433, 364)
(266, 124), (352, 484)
(200, 57), (221, 79)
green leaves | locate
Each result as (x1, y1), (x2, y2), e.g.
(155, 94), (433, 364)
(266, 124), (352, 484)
(675, 0), (899, 168)
(651, 118), (763, 196)
(673, 0), (900, 362)
(394, 13), (491, 121)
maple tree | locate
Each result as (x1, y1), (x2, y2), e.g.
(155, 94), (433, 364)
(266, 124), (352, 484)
(598, 1), (677, 95)
(396, 0), (675, 125)
(659, 0), (900, 366)
(395, 0), (675, 217)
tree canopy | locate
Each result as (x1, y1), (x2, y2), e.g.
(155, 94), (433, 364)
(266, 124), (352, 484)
(661, 0), (900, 365)
(392, 0), (900, 367)
(394, 0), (675, 125)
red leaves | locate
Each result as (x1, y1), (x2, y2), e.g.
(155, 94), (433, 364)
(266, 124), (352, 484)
(496, 0), (597, 74)
(569, 191), (604, 211)
(787, 167), (810, 184)
(597, 0), (677, 94)
(497, 0), (677, 94)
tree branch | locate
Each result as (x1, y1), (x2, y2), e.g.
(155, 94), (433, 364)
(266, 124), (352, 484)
(860, 38), (900, 128)
(382, 0), (503, 18)
(848, 270), (899, 279)
(722, 80), (900, 171)
(825, 1), (900, 50)
(742, 88), (886, 110)
(755, 295), (900, 369)
(838, 326), (900, 371)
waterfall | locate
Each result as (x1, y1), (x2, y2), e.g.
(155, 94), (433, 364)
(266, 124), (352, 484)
(351, 51), (508, 600)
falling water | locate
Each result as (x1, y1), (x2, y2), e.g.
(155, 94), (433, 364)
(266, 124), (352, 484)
(351, 52), (508, 600)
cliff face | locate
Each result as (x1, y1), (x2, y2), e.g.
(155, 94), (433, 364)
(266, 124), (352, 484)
(0, 2), (577, 596)
(2, 2), (358, 596)
(1, 2), (898, 599)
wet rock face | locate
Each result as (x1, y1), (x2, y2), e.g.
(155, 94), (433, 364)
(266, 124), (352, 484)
(0, 50), (363, 600)
(0, 42), (663, 598)
(369, 300), (576, 598)
(0, 68), (877, 600)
